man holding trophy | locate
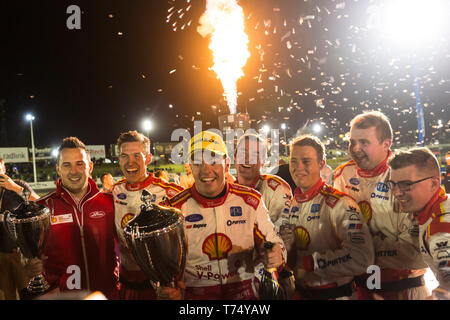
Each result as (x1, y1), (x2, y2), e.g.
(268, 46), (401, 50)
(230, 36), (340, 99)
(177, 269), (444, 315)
(158, 130), (286, 300)
(112, 130), (184, 299)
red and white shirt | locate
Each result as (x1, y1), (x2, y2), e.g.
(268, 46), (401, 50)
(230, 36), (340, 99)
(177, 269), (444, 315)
(415, 187), (450, 291)
(112, 174), (184, 272)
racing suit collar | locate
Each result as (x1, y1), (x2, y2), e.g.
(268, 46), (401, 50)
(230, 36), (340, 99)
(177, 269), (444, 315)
(294, 178), (325, 203)
(235, 175), (261, 189)
(356, 150), (392, 178)
(415, 187), (448, 225)
(190, 183), (230, 208)
(55, 177), (100, 206)
(125, 173), (154, 191)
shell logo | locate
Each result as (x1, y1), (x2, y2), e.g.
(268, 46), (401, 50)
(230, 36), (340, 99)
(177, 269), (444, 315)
(294, 226), (310, 250)
(358, 201), (372, 224)
(202, 233), (232, 261)
(121, 213), (135, 229)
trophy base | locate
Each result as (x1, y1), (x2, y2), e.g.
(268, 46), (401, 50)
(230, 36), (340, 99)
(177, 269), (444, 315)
(27, 274), (50, 294)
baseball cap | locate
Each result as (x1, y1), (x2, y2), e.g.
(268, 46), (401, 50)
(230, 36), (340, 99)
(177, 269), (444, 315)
(189, 131), (228, 158)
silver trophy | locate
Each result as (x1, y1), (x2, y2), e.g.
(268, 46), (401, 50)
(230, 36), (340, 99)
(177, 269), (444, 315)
(3, 188), (51, 294)
(123, 190), (187, 287)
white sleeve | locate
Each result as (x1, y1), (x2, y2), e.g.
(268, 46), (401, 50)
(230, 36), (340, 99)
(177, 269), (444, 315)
(254, 201), (287, 262)
(310, 197), (375, 279)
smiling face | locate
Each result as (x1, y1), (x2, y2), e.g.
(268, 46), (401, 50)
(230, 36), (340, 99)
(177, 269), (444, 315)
(235, 138), (263, 186)
(57, 148), (93, 196)
(349, 126), (391, 170)
(118, 141), (152, 184)
(390, 164), (440, 213)
(190, 152), (229, 198)
(290, 145), (324, 192)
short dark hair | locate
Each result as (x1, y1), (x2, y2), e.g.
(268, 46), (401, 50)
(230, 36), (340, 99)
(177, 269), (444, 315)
(290, 135), (325, 162)
(57, 137), (90, 162)
(117, 130), (150, 154)
(389, 147), (440, 177)
(350, 111), (393, 142)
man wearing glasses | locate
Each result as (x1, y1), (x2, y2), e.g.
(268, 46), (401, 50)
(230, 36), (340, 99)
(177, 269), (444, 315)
(334, 111), (428, 299)
(388, 147), (450, 299)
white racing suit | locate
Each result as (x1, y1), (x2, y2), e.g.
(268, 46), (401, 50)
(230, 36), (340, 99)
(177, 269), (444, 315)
(334, 157), (429, 300)
(236, 174), (293, 224)
(168, 182), (287, 300)
(416, 187), (450, 294)
(112, 174), (184, 299)
(278, 179), (374, 299)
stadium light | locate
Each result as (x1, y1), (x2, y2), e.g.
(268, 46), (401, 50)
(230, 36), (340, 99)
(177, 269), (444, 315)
(261, 124), (270, 134)
(25, 113), (37, 183)
(312, 123), (322, 134)
(381, 0), (447, 45)
(142, 119), (153, 137)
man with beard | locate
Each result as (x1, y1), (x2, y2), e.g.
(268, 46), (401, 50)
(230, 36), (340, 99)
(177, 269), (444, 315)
(388, 148), (450, 299)
(112, 130), (184, 299)
(36, 137), (117, 298)
(334, 111), (428, 300)
(279, 136), (374, 299)
(158, 130), (286, 300)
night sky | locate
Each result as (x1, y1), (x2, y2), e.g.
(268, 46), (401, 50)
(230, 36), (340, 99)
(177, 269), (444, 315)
(2, 0), (450, 149)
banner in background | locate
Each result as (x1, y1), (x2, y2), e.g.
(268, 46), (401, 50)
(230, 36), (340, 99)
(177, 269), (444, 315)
(86, 145), (106, 159)
(0, 147), (29, 163)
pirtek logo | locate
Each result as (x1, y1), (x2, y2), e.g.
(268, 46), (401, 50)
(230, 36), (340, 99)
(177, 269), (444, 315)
(227, 220), (246, 226)
(317, 254), (352, 269)
(375, 250), (398, 257)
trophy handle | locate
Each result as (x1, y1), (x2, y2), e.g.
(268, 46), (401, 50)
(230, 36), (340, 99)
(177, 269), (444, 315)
(3, 210), (16, 242)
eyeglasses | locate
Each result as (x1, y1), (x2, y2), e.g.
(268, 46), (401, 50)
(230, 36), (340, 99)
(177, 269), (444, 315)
(386, 176), (435, 192)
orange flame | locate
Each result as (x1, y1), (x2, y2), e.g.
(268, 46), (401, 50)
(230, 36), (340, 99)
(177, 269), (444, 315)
(198, 0), (250, 114)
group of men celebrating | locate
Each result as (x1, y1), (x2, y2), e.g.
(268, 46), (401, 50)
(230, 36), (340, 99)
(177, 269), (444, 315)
(0, 110), (449, 300)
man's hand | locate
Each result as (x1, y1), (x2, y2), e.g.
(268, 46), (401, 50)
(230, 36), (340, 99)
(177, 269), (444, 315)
(156, 281), (186, 300)
(24, 258), (44, 279)
(262, 243), (283, 269)
(428, 287), (450, 300)
(0, 174), (22, 194)
(279, 224), (295, 252)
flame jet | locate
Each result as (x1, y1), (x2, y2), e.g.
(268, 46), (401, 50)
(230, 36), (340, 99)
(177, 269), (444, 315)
(198, 0), (250, 114)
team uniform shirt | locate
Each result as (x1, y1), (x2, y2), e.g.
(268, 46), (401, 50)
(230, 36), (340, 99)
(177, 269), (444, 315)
(236, 174), (292, 224)
(37, 178), (117, 298)
(112, 174), (184, 273)
(279, 179), (374, 291)
(334, 156), (428, 295)
(168, 182), (287, 300)
(415, 188), (450, 291)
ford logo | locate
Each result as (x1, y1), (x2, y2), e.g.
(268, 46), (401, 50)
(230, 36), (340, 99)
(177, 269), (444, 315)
(186, 214), (203, 223)
(117, 193), (127, 200)
(349, 178), (360, 186)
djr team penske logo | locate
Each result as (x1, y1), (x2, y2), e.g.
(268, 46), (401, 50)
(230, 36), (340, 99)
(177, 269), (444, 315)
(202, 233), (232, 261)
